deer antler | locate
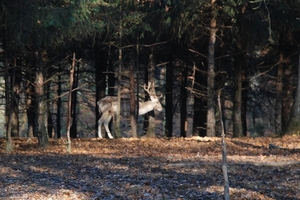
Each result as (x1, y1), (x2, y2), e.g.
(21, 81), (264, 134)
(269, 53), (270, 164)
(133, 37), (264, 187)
(144, 82), (162, 101)
(143, 82), (152, 95)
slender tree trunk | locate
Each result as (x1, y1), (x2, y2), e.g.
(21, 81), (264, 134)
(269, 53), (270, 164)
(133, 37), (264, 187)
(218, 90), (229, 200)
(115, 14), (123, 138)
(180, 62), (188, 137)
(282, 64), (293, 130)
(6, 73), (13, 151)
(233, 61), (243, 137)
(206, 0), (217, 137)
(136, 38), (140, 136)
(66, 53), (76, 152)
(275, 53), (284, 135)
(9, 67), (17, 137)
(278, 33), (293, 134)
(47, 70), (54, 138)
(165, 53), (173, 137)
(95, 49), (107, 137)
(284, 51), (300, 135)
(116, 48), (122, 138)
(107, 50), (115, 96)
(26, 66), (35, 137)
(11, 59), (21, 137)
(35, 50), (49, 148)
(2, 5), (12, 150)
(70, 62), (79, 138)
(241, 68), (248, 136)
(144, 53), (156, 138)
(143, 55), (149, 135)
(130, 59), (138, 138)
(192, 62), (207, 137)
(4, 55), (12, 151)
(232, 4), (249, 137)
(56, 64), (62, 138)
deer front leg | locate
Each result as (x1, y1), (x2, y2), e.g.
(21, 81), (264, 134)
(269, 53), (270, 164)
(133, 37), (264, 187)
(103, 115), (114, 139)
(98, 116), (104, 139)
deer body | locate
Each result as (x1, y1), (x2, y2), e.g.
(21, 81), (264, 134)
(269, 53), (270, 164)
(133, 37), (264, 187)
(97, 83), (162, 139)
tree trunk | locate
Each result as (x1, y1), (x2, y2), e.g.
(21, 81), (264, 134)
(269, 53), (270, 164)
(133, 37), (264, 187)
(180, 61), (188, 137)
(25, 66), (35, 137)
(35, 50), (49, 148)
(192, 62), (207, 137)
(47, 73), (54, 138)
(95, 49), (107, 138)
(130, 59), (138, 138)
(282, 64), (294, 130)
(115, 4), (123, 138)
(206, 0), (217, 137)
(284, 51), (300, 135)
(144, 53), (156, 138)
(233, 61), (244, 137)
(218, 90), (229, 200)
(135, 38), (140, 136)
(278, 32), (293, 135)
(70, 62), (79, 138)
(4, 54), (12, 151)
(107, 52), (115, 96)
(275, 52), (284, 135)
(165, 53), (173, 137)
(11, 59), (21, 137)
(241, 70), (248, 137)
(56, 64), (62, 138)
(66, 53), (76, 152)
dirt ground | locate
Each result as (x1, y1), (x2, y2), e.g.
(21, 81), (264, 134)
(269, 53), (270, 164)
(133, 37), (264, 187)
(0, 136), (300, 200)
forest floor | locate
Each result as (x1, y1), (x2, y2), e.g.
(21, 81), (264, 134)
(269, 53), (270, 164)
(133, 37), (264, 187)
(0, 136), (300, 200)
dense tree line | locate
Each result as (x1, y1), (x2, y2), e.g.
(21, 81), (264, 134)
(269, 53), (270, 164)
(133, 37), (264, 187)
(1, 0), (300, 148)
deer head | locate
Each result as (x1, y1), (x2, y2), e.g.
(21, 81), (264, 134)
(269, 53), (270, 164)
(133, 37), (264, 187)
(143, 82), (163, 112)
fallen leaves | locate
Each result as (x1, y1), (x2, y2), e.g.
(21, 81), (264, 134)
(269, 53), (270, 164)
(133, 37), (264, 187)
(0, 136), (299, 199)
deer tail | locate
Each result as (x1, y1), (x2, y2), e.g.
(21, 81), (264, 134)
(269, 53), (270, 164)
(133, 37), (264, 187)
(97, 100), (102, 114)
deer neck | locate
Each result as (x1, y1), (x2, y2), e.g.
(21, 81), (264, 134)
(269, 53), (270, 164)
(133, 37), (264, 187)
(138, 101), (156, 115)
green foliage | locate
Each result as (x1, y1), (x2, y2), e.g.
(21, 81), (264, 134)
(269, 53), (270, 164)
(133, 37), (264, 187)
(1, 0), (111, 54)
(121, 12), (152, 38)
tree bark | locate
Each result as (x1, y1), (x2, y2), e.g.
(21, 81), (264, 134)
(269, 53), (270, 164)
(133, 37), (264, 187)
(2, 4), (12, 150)
(180, 61), (188, 137)
(275, 52), (284, 135)
(115, 3), (123, 138)
(11, 59), (21, 137)
(218, 90), (229, 200)
(70, 61), (79, 138)
(192, 61), (207, 137)
(144, 53), (156, 138)
(35, 50), (49, 148)
(4, 52), (12, 151)
(47, 70), (54, 138)
(56, 64), (62, 138)
(130, 59), (138, 138)
(165, 53), (173, 137)
(282, 64), (293, 130)
(66, 53), (76, 152)
(284, 50), (300, 135)
(233, 60), (244, 137)
(95, 49), (107, 138)
(206, 0), (217, 137)
(25, 66), (35, 137)
(107, 52), (115, 96)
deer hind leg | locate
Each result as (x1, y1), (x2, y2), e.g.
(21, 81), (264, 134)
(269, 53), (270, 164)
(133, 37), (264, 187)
(103, 115), (114, 139)
(98, 115), (105, 139)
(98, 112), (112, 139)
(98, 113), (113, 139)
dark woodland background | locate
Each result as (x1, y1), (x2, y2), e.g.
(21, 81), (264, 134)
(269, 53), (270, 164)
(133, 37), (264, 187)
(1, 0), (300, 147)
